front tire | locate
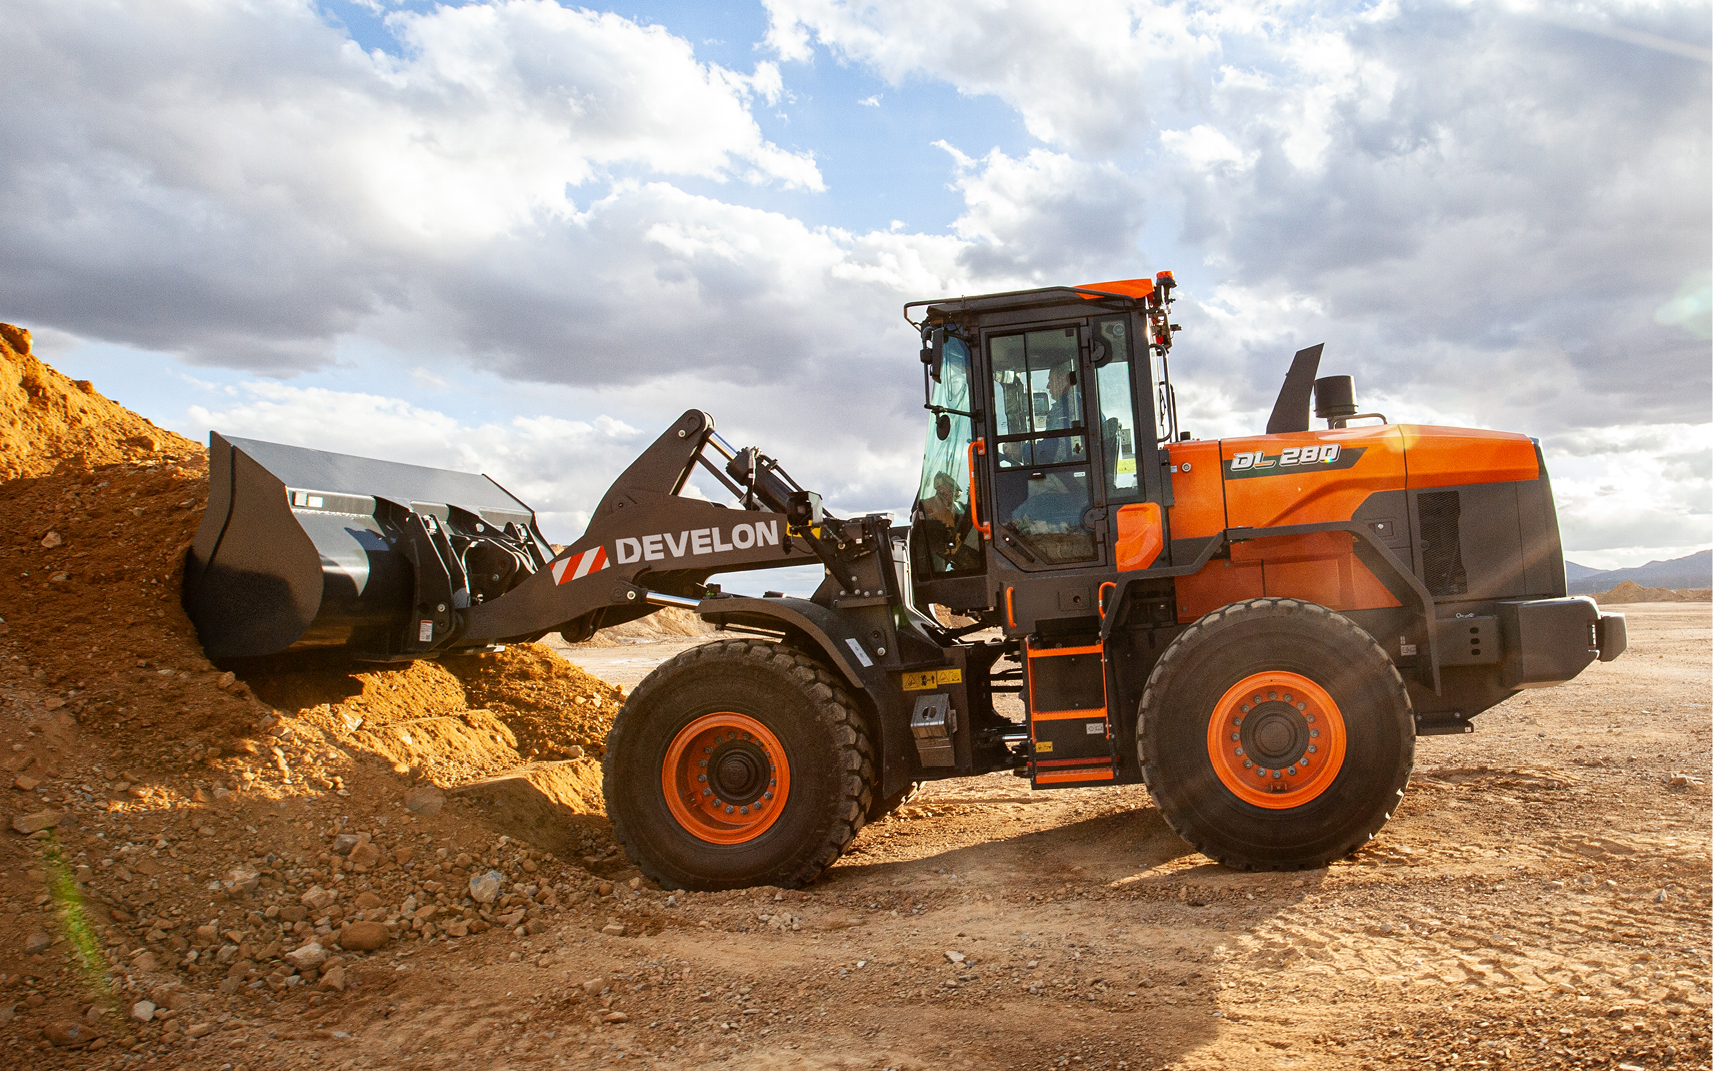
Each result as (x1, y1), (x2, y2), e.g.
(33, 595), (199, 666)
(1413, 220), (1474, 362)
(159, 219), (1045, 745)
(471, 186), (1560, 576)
(1138, 598), (1414, 869)
(603, 639), (874, 890)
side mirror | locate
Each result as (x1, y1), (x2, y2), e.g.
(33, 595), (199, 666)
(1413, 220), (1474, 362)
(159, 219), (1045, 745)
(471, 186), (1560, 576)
(920, 327), (946, 383)
(935, 413), (952, 441)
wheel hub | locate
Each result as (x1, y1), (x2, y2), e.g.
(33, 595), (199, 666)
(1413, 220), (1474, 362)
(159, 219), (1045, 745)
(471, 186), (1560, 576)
(1206, 672), (1346, 809)
(1241, 700), (1310, 769)
(661, 713), (791, 845)
(707, 738), (770, 806)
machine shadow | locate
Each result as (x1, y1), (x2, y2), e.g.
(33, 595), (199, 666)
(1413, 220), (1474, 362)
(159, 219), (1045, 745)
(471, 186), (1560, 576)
(818, 805), (1321, 1068)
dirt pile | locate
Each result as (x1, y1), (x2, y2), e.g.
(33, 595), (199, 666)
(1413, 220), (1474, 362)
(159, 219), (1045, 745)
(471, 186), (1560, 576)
(0, 325), (261, 770)
(0, 324), (648, 1063)
(1593, 580), (1712, 603)
(0, 325), (198, 480)
(0, 322), (620, 781)
(572, 605), (713, 648)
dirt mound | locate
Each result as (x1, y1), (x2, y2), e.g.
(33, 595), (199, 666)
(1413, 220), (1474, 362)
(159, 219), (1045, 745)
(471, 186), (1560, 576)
(1593, 580), (1712, 604)
(0, 326), (261, 769)
(0, 321), (619, 785)
(0, 324), (198, 480)
(446, 644), (622, 759)
(239, 646), (620, 786)
(0, 325), (637, 1058)
(573, 604), (714, 647)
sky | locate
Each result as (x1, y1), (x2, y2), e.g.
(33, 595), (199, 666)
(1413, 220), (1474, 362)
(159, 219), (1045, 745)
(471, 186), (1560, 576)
(1, 0), (1708, 580)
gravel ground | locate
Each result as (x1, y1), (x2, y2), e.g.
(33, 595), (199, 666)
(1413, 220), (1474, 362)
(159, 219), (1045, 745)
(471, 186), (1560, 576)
(2, 604), (1707, 1071)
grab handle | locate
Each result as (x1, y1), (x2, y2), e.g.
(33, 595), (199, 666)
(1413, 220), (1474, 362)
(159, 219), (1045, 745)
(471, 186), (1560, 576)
(967, 438), (990, 539)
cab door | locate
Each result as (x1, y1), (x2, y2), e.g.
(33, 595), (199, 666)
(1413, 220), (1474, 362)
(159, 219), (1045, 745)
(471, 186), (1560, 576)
(986, 316), (1152, 575)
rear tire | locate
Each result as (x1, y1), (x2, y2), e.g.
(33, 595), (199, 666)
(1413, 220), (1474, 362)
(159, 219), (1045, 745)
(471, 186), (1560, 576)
(603, 639), (874, 890)
(1138, 598), (1414, 869)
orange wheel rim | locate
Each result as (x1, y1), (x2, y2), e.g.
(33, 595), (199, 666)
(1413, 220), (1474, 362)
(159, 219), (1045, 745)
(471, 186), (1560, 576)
(661, 713), (791, 844)
(1205, 671), (1347, 810)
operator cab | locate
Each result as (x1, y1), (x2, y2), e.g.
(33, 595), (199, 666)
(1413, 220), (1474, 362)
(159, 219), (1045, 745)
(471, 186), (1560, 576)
(906, 275), (1181, 627)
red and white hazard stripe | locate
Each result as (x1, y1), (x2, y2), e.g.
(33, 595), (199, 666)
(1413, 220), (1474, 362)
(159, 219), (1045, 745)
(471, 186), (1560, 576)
(550, 545), (609, 585)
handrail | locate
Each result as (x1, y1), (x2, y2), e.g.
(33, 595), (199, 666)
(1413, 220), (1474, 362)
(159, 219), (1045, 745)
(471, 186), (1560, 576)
(967, 438), (990, 539)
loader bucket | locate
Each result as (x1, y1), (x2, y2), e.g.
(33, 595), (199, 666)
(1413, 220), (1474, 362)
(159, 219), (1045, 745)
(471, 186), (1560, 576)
(184, 433), (550, 660)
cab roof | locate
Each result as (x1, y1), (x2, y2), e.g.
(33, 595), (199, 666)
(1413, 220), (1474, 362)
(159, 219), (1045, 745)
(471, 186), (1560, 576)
(906, 277), (1160, 328)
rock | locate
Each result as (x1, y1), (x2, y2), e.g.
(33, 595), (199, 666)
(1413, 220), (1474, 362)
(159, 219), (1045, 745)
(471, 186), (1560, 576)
(565, 745), (585, 759)
(130, 1001), (156, 1022)
(582, 978), (607, 995)
(227, 867), (260, 894)
(40, 531), (62, 549)
(354, 891), (383, 909)
(12, 811), (64, 834)
(945, 950), (966, 965)
(186, 1023), (215, 1039)
(602, 1011), (629, 1023)
(43, 1020), (98, 1047)
(601, 923), (627, 937)
(394, 847), (415, 865)
(331, 834), (360, 855)
(300, 886), (336, 911)
(443, 920), (469, 938)
(337, 922), (389, 952)
(24, 932), (50, 954)
(348, 842), (382, 868)
(285, 942), (328, 971)
(131, 953), (159, 972)
(404, 786), (445, 816)
(469, 870), (503, 904)
(13, 775), (39, 792)
(318, 965), (346, 992)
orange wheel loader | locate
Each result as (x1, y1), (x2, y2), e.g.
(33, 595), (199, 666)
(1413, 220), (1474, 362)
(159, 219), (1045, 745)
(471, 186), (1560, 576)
(182, 274), (1627, 889)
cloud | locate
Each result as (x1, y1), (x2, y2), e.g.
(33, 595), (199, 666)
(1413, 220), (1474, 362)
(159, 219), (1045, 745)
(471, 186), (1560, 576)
(0, 0), (820, 371)
(1544, 423), (1713, 564)
(184, 375), (924, 539)
(189, 381), (647, 536)
(770, 0), (1711, 441)
(763, 0), (1218, 151)
(937, 146), (1150, 282)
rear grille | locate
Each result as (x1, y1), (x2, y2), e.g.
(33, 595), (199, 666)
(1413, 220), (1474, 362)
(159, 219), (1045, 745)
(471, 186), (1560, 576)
(1418, 491), (1468, 597)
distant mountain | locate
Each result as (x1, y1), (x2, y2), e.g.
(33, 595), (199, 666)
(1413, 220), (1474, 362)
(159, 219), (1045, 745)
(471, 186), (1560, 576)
(1567, 550), (1712, 595)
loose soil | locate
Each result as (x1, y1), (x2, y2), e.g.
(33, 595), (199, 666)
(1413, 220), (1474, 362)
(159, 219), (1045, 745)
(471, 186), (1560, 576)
(0, 326), (1707, 1070)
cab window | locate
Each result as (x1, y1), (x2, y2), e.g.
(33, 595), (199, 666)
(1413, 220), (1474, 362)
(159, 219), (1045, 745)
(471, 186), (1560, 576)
(1091, 317), (1141, 501)
(911, 337), (983, 575)
(989, 327), (1096, 565)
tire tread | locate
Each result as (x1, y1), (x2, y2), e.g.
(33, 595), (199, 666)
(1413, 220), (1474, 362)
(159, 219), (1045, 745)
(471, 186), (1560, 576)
(1137, 597), (1414, 870)
(603, 638), (875, 889)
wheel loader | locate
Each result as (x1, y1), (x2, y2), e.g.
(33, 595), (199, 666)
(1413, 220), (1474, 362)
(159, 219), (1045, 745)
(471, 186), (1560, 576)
(182, 273), (1628, 890)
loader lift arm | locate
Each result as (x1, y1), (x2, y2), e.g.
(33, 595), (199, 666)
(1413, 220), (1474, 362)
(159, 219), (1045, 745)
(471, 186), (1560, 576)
(185, 409), (933, 668)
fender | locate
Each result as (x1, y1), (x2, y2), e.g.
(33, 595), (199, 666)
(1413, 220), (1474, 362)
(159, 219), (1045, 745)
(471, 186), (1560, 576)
(696, 595), (921, 803)
(1102, 522), (1441, 693)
